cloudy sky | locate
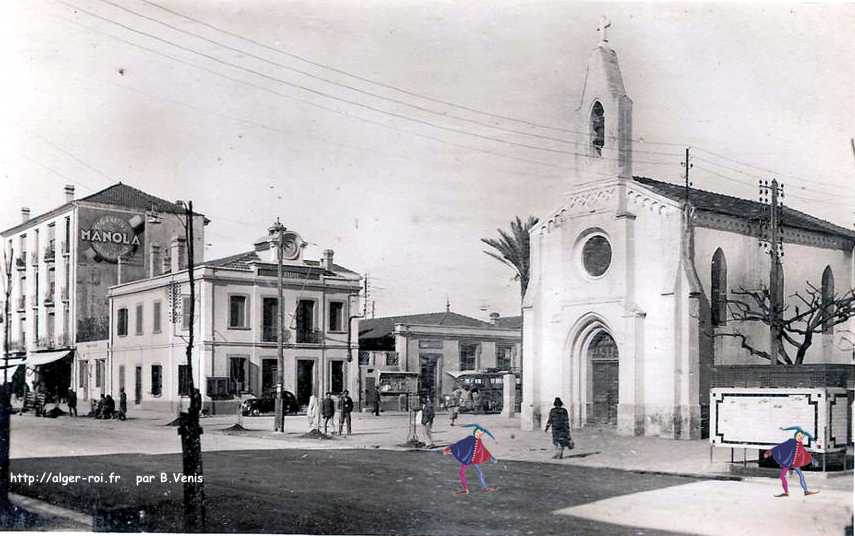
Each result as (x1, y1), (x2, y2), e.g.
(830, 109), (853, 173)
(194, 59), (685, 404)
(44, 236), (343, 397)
(1, 1), (853, 320)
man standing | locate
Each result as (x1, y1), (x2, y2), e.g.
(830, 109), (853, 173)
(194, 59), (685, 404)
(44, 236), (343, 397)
(338, 390), (354, 436)
(421, 397), (435, 448)
(373, 386), (381, 416)
(67, 388), (77, 417)
(321, 392), (335, 435)
(119, 388), (128, 421)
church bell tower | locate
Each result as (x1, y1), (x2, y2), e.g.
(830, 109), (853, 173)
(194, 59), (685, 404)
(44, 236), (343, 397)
(575, 17), (633, 182)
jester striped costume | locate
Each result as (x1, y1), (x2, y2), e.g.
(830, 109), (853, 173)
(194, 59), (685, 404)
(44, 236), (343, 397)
(444, 424), (497, 495)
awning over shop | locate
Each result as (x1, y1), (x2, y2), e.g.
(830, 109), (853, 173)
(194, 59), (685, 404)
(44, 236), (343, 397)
(0, 356), (26, 370)
(26, 350), (73, 368)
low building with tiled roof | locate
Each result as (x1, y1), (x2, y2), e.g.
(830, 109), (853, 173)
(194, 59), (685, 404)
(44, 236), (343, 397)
(109, 227), (362, 413)
(0, 182), (206, 404)
(359, 310), (521, 412)
(523, 32), (855, 442)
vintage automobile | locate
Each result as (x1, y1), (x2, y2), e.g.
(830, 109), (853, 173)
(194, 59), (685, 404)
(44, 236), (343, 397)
(240, 390), (300, 416)
(445, 369), (522, 414)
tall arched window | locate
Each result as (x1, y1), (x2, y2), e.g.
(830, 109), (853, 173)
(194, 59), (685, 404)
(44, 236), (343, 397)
(711, 248), (727, 326)
(822, 266), (834, 334)
(590, 101), (605, 157)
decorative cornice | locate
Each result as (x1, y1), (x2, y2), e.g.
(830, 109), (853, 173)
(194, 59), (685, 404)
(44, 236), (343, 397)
(693, 210), (854, 251)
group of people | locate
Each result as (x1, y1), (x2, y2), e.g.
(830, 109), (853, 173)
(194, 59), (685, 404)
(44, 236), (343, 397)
(307, 390), (354, 436)
(445, 385), (488, 422)
(91, 389), (128, 420)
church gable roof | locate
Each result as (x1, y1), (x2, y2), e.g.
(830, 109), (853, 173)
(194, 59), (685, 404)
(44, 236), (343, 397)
(633, 176), (855, 241)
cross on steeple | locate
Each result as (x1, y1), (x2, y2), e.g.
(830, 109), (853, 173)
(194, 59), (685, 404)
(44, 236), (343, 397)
(597, 16), (612, 43)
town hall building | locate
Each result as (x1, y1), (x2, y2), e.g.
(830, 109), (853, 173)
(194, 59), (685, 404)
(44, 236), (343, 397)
(521, 27), (855, 439)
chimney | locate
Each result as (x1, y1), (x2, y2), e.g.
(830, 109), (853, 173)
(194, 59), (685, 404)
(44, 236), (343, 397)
(64, 185), (75, 203)
(171, 236), (186, 273)
(323, 249), (334, 271)
(21, 207), (30, 223)
(489, 312), (500, 325)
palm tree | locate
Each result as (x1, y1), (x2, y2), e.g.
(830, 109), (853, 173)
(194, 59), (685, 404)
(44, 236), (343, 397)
(481, 216), (539, 302)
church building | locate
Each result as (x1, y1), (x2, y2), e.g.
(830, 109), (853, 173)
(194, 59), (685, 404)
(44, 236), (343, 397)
(521, 26), (855, 439)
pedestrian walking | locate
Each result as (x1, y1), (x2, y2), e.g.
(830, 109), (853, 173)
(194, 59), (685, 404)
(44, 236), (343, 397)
(103, 394), (115, 420)
(421, 397), (435, 448)
(544, 397), (573, 459)
(95, 394), (106, 419)
(338, 390), (354, 436)
(763, 426), (820, 497)
(472, 389), (481, 414)
(67, 388), (77, 417)
(449, 387), (461, 426)
(307, 392), (321, 432)
(462, 386), (472, 412)
(373, 386), (381, 416)
(321, 392), (336, 435)
(118, 388), (128, 420)
(443, 424), (498, 495)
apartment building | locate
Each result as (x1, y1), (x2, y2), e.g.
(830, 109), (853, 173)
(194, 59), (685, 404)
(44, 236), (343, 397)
(108, 229), (362, 414)
(0, 183), (205, 402)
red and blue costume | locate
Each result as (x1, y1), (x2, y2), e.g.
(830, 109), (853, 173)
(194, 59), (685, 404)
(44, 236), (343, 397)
(763, 426), (819, 497)
(444, 424), (497, 495)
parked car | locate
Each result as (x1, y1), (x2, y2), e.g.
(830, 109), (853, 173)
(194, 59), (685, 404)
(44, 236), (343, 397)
(240, 390), (300, 416)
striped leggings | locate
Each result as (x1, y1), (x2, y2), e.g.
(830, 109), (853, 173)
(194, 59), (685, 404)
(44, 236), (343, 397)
(779, 467), (807, 494)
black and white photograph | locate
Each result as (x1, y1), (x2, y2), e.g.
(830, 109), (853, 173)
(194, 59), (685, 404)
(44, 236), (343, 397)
(0, 1), (853, 534)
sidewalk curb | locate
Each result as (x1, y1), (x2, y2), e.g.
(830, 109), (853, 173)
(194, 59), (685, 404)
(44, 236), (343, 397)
(10, 492), (93, 530)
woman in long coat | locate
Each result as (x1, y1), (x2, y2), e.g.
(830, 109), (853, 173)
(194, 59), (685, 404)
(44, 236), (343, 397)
(544, 397), (572, 459)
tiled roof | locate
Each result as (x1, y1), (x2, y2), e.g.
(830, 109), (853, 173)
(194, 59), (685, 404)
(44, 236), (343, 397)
(634, 177), (855, 240)
(493, 316), (522, 330)
(204, 249), (360, 277)
(80, 182), (191, 215)
(359, 312), (501, 341)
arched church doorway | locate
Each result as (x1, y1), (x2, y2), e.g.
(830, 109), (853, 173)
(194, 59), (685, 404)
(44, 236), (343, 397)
(588, 331), (618, 425)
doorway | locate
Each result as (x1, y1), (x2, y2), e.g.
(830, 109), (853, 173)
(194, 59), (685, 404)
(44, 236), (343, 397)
(296, 359), (314, 406)
(134, 366), (142, 405)
(419, 353), (441, 404)
(262, 359), (278, 394)
(330, 360), (344, 394)
(588, 331), (619, 425)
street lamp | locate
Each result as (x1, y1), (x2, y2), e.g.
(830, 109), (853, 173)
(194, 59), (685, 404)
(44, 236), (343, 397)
(269, 219), (286, 433)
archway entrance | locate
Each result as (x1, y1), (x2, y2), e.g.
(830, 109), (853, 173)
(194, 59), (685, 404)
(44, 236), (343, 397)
(588, 331), (618, 425)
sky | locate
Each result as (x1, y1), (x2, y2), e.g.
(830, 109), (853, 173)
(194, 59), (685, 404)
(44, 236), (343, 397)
(1, 1), (853, 321)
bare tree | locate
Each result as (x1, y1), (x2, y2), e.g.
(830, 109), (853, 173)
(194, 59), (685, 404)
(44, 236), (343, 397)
(715, 282), (855, 365)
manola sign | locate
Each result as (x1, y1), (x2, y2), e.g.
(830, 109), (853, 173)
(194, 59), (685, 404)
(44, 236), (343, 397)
(80, 214), (144, 263)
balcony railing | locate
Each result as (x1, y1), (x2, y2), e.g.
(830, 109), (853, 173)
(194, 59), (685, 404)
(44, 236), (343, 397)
(15, 255), (26, 270)
(295, 329), (322, 344)
(36, 337), (55, 350)
(358, 351), (399, 367)
(44, 245), (56, 262)
(8, 340), (26, 353)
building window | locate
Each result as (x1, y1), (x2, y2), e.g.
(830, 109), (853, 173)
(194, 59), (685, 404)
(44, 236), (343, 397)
(181, 296), (192, 330)
(178, 364), (191, 396)
(328, 301), (344, 332)
(153, 301), (162, 333)
(151, 365), (163, 397)
(262, 297), (278, 342)
(47, 313), (55, 344)
(95, 359), (104, 388)
(135, 304), (144, 335)
(582, 235), (612, 277)
(822, 266), (834, 334)
(79, 361), (88, 389)
(117, 307), (129, 336)
(460, 342), (480, 371)
(229, 295), (248, 329)
(711, 248), (727, 327)
(496, 343), (515, 370)
(229, 357), (247, 394)
(590, 101), (605, 156)
(296, 300), (317, 343)
(64, 217), (70, 252)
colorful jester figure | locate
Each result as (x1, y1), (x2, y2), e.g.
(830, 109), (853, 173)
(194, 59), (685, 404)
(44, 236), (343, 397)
(443, 423), (498, 495)
(763, 426), (820, 497)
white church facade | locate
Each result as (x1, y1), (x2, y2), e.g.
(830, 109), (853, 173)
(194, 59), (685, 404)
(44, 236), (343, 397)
(521, 29), (855, 439)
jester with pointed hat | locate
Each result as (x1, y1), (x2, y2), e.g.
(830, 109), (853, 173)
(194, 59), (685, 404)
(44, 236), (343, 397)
(763, 426), (820, 497)
(443, 424), (498, 495)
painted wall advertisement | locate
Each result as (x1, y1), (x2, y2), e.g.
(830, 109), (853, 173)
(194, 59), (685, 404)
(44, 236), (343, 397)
(76, 207), (146, 342)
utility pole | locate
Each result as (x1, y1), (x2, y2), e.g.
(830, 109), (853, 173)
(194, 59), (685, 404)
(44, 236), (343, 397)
(371, 301), (375, 319)
(759, 179), (784, 367)
(363, 273), (368, 317)
(682, 147), (693, 204)
(269, 220), (286, 433)
(177, 200), (205, 531)
(0, 247), (13, 512)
